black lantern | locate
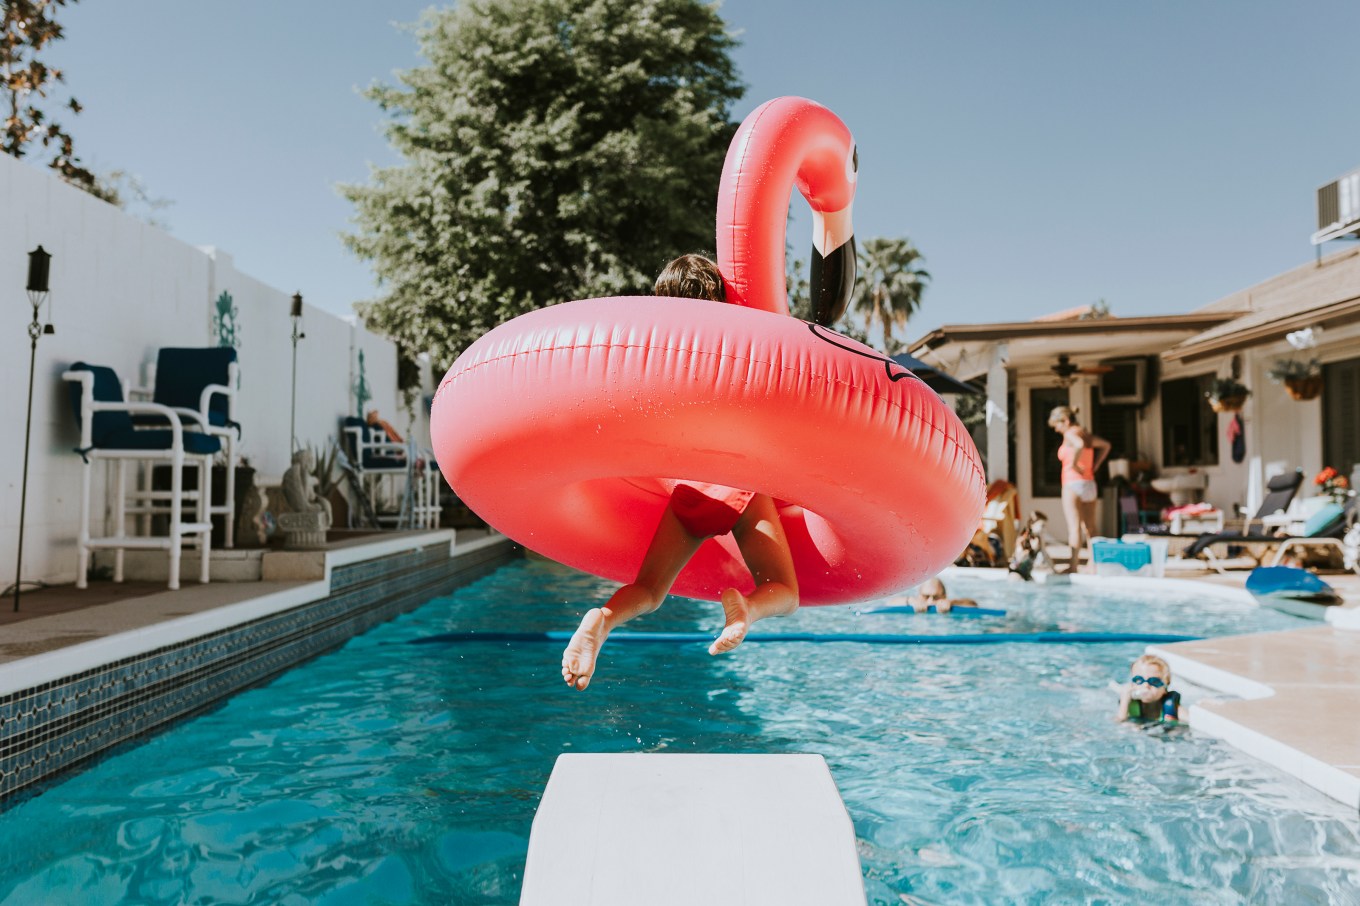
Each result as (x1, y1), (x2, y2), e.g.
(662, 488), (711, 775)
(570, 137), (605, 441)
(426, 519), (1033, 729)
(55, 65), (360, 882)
(290, 292), (305, 453)
(26, 245), (51, 294)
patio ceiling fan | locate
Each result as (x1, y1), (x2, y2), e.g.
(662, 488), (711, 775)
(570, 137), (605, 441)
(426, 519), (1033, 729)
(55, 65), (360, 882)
(1051, 354), (1114, 387)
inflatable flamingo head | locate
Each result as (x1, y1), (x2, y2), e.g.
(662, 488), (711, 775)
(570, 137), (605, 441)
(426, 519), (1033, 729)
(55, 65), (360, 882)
(716, 96), (858, 326)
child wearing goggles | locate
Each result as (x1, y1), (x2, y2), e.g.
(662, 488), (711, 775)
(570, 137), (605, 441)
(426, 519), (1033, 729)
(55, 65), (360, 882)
(1116, 653), (1182, 723)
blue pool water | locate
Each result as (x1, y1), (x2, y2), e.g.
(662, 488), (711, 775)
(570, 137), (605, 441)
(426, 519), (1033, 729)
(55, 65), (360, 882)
(1, 562), (1357, 904)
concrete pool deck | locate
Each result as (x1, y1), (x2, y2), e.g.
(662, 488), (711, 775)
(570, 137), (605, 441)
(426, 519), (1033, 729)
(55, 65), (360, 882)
(2, 542), (1358, 813)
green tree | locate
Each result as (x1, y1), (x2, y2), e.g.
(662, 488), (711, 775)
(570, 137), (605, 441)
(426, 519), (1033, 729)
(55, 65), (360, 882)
(1, 0), (100, 193)
(342, 0), (743, 371)
(851, 237), (930, 353)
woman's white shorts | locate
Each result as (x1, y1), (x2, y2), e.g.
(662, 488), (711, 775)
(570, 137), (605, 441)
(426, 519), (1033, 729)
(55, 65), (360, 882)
(1065, 480), (1097, 503)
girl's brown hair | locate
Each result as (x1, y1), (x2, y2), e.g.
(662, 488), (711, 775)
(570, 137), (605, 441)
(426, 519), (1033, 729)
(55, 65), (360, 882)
(654, 254), (725, 302)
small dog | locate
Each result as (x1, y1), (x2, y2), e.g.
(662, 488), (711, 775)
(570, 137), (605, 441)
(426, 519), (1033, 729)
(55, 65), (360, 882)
(1008, 511), (1052, 581)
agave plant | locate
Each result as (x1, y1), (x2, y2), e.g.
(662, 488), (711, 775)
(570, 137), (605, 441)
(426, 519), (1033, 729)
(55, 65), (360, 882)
(307, 441), (340, 497)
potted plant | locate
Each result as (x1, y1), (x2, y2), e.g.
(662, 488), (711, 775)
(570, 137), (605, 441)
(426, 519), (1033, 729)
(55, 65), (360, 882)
(1206, 376), (1250, 413)
(1314, 466), (1350, 505)
(1267, 357), (1322, 401)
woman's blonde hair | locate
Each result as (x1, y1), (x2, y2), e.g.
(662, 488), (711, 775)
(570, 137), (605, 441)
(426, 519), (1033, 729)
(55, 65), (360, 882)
(1048, 405), (1079, 427)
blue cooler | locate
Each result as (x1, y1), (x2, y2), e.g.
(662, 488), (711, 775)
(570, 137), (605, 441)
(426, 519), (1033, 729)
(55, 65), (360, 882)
(1091, 539), (1152, 576)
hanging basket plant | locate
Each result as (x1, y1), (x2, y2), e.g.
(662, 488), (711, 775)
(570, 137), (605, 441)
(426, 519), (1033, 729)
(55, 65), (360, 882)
(1284, 374), (1323, 401)
(1206, 376), (1251, 413)
(1267, 357), (1322, 401)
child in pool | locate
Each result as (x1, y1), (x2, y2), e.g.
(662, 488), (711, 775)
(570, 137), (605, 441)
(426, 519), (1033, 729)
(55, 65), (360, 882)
(560, 254), (800, 691)
(883, 577), (978, 613)
(1115, 654), (1182, 723)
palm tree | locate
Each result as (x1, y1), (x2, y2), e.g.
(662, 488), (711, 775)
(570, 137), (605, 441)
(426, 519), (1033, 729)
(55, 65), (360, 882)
(851, 237), (930, 352)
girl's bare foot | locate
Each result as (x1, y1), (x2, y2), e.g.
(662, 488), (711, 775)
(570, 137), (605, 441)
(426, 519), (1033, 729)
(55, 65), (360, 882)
(710, 588), (752, 655)
(561, 608), (608, 691)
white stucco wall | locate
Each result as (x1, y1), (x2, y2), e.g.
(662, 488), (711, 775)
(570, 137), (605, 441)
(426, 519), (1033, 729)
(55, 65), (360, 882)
(1, 153), (400, 588)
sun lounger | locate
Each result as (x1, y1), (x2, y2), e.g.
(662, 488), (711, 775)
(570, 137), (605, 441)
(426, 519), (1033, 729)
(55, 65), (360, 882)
(1185, 495), (1356, 573)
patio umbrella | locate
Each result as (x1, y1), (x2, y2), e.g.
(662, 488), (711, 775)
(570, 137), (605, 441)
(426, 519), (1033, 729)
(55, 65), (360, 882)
(889, 353), (982, 395)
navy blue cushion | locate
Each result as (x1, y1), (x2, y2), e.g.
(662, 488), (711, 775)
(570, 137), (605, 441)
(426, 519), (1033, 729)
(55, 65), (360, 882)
(67, 362), (134, 445)
(97, 427), (222, 456)
(153, 347), (236, 424)
(130, 410), (230, 429)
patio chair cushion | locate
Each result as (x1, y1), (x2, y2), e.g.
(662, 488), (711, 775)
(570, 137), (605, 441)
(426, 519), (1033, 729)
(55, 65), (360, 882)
(139, 347), (237, 429)
(66, 362), (135, 445)
(1302, 502), (1346, 537)
(94, 426), (222, 456)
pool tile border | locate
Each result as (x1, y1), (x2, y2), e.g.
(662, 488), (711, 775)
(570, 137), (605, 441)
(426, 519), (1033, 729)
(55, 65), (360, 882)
(0, 534), (515, 806)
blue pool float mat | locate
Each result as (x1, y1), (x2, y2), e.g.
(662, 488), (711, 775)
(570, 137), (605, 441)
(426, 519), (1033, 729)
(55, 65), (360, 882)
(856, 605), (1008, 617)
(411, 630), (1200, 646)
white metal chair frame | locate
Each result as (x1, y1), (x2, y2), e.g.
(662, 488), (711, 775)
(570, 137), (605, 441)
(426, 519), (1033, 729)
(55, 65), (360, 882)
(65, 369), (215, 590)
(132, 359), (240, 547)
(342, 424), (441, 530)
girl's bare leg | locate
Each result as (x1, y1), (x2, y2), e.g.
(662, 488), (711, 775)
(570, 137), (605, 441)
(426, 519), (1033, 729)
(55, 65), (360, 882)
(1077, 497), (1098, 573)
(562, 507), (704, 691)
(711, 494), (799, 655)
(1061, 487), (1083, 573)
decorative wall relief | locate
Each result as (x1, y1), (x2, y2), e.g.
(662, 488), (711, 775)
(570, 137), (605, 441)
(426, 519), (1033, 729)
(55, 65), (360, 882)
(213, 290), (240, 349)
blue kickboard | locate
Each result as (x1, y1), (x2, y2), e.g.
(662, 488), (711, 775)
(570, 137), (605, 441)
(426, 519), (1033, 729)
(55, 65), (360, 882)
(1245, 566), (1341, 604)
(856, 605), (1007, 617)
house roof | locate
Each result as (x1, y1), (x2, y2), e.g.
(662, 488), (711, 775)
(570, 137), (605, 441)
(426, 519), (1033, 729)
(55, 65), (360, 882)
(906, 245), (1360, 378)
(1163, 245), (1360, 362)
(906, 314), (1237, 381)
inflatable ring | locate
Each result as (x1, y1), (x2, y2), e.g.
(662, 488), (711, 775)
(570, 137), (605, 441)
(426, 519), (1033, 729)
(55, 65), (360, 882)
(431, 97), (985, 604)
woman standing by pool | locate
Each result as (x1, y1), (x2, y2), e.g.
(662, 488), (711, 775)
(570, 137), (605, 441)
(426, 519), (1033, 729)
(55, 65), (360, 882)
(1048, 406), (1110, 574)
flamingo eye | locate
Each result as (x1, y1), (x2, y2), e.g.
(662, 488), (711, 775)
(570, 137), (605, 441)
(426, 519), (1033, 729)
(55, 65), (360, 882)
(847, 145), (859, 184)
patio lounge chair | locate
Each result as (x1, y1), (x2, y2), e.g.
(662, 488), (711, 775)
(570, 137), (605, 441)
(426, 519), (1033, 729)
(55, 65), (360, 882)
(1263, 497), (1360, 573)
(1154, 466), (1298, 540)
(959, 480), (1019, 566)
(1185, 491), (1355, 574)
(65, 363), (219, 590)
(342, 414), (441, 530)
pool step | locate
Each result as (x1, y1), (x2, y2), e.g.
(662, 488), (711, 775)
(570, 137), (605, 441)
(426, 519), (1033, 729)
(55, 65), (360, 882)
(520, 753), (865, 905)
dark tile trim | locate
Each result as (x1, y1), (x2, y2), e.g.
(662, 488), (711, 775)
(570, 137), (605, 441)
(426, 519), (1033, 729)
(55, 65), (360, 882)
(0, 538), (515, 806)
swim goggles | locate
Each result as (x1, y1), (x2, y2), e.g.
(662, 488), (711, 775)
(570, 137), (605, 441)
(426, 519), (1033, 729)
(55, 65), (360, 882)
(1130, 675), (1165, 688)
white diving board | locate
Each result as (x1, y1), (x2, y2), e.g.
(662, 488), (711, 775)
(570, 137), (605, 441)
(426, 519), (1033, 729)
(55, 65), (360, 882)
(520, 753), (866, 905)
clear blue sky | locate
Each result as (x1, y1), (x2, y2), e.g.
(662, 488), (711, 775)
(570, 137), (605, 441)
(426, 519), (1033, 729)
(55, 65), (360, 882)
(48, 0), (1360, 339)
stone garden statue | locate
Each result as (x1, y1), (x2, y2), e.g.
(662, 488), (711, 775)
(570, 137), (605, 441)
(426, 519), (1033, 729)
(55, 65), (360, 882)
(278, 448), (332, 548)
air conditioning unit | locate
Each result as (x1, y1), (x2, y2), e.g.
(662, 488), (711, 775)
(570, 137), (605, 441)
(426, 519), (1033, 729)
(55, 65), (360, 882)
(1098, 359), (1148, 406)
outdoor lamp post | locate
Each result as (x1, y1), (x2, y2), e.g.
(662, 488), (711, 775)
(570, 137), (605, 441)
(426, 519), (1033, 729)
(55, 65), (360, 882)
(14, 246), (53, 613)
(290, 292), (305, 453)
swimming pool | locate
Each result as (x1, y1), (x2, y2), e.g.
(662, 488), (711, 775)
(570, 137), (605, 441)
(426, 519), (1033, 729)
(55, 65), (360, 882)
(1, 561), (1356, 904)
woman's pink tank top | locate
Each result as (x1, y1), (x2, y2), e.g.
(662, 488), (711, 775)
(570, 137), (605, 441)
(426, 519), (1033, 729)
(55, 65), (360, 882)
(1058, 441), (1095, 484)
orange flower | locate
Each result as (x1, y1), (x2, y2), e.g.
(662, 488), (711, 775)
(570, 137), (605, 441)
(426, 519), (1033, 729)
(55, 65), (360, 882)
(1315, 467), (1337, 485)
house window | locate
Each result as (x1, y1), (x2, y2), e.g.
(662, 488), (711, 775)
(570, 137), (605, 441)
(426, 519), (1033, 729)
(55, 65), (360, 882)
(1030, 387), (1069, 497)
(1088, 396), (1139, 481)
(1160, 374), (1218, 467)
(1323, 356), (1360, 480)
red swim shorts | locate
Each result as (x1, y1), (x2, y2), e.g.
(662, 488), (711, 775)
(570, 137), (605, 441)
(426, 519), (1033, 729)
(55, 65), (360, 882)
(670, 482), (756, 538)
